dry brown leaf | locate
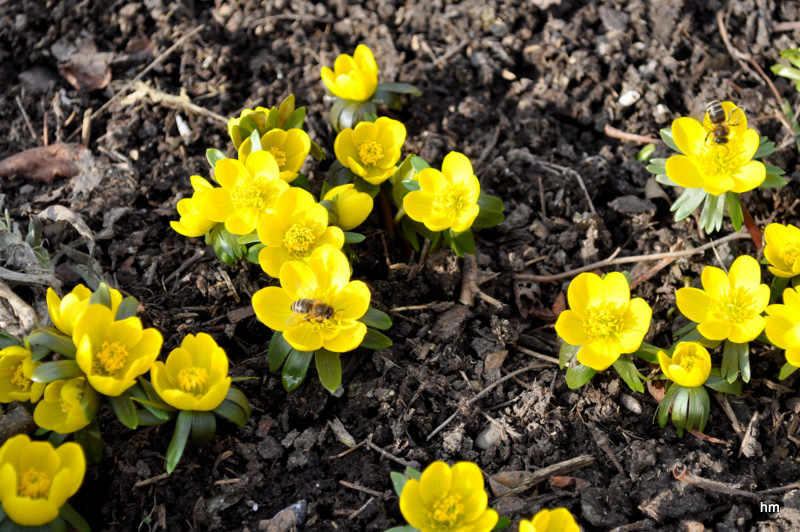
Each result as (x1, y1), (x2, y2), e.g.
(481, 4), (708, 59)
(646, 379), (666, 404)
(37, 205), (95, 254)
(58, 41), (113, 92)
(0, 144), (85, 183)
(550, 475), (588, 488)
(484, 350), (508, 372)
(551, 291), (566, 315)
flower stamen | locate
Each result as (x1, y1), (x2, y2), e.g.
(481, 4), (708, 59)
(177, 367), (209, 395)
(583, 302), (625, 341)
(268, 146), (287, 168)
(11, 363), (31, 391)
(17, 468), (52, 499)
(95, 341), (128, 375)
(430, 493), (464, 527)
(283, 223), (317, 258)
(358, 140), (383, 166)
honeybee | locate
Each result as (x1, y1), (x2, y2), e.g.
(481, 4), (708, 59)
(704, 99), (743, 145)
(286, 298), (335, 326)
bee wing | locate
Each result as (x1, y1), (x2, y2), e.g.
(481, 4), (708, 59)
(285, 313), (306, 327)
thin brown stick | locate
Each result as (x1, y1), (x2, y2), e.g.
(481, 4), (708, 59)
(16, 96), (38, 142)
(347, 497), (376, 521)
(716, 11), (751, 74)
(515, 345), (560, 365)
(429, 39), (469, 69)
(133, 472), (170, 488)
(604, 123), (660, 144)
(128, 81), (227, 124)
(774, 21), (800, 32)
(492, 455), (595, 500)
(459, 253), (478, 306)
(66, 25), (204, 141)
(673, 465), (763, 499)
(339, 480), (384, 498)
(365, 435), (417, 468)
(514, 232), (751, 283)
(327, 439), (367, 460)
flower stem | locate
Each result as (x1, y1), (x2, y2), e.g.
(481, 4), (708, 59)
(740, 202), (762, 249)
(393, 206), (406, 224)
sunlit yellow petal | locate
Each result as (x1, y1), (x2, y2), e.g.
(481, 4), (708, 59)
(252, 287), (294, 331)
(665, 154), (704, 189)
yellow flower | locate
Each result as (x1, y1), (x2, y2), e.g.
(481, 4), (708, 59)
(399, 461), (498, 532)
(334, 117), (406, 185)
(322, 184), (374, 231)
(227, 106), (269, 150)
(321, 44), (378, 102)
(47, 284), (123, 336)
(676, 255), (769, 343)
(195, 151), (289, 235)
(404, 152), (481, 232)
(33, 378), (95, 434)
(665, 101), (765, 196)
(256, 188), (345, 278)
(171, 176), (217, 238)
(0, 346), (45, 403)
(657, 342), (712, 387)
(764, 223), (800, 278)
(0, 434), (85, 527)
(150, 332), (231, 411)
(519, 508), (580, 532)
(555, 272), (652, 371)
(237, 128), (311, 183)
(765, 287), (800, 367)
(252, 245), (369, 352)
(73, 304), (163, 397)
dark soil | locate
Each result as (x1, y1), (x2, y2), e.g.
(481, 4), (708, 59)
(3, 0), (800, 530)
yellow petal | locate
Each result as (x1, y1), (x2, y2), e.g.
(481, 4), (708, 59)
(697, 321), (732, 341)
(555, 310), (589, 347)
(729, 255), (761, 291)
(729, 316), (765, 343)
(3, 497), (59, 527)
(403, 191), (433, 223)
(280, 261), (318, 299)
(786, 347), (800, 367)
(665, 154), (704, 189)
(322, 321), (366, 352)
(700, 266), (730, 300)
(334, 129), (357, 168)
(418, 461), (452, 505)
(398, 480), (430, 530)
(671, 117), (706, 156)
(309, 246), (350, 294)
(442, 151), (474, 183)
(332, 281), (371, 320)
(284, 322), (323, 352)
(252, 287), (294, 332)
(196, 187), (234, 223)
(195, 377), (231, 411)
(577, 342), (619, 371)
(567, 272), (603, 314)
(258, 246), (290, 278)
(449, 461), (485, 502)
(730, 160), (765, 193)
(601, 272), (631, 306)
(451, 205), (480, 232)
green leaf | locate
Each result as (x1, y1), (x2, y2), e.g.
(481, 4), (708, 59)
(315, 348), (342, 393)
(89, 283), (112, 309)
(343, 232), (366, 243)
(383, 527), (417, 532)
(636, 143), (656, 162)
(137, 409), (173, 426)
(753, 136), (777, 159)
(238, 116), (260, 139)
(410, 155), (431, 173)
(237, 233), (261, 245)
(672, 321), (698, 337)
(354, 177), (380, 198)
(282, 349), (314, 391)
(59, 502), (91, 532)
(780, 362), (799, 380)
(762, 166), (789, 188)
(660, 127), (680, 153)
(477, 194), (504, 213)
(189, 410), (216, 445)
(687, 386), (710, 433)
(0, 331), (21, 349)
(699, 192), (725, 233)
(654, 173), (679, 187)
(471, 209), (505, 229)
(725, 192), (743, 231)
(31, 360), (82, 383)
(630, 342), (660, 364)
(277, 94), (296, 127)
(400, 217), (420, 252)
(401, 180), (421, 193)
(245, 243), (264, 264)
(721, 340), (746, 383)
(671, 188), (706, 221)
(108, 391), (139, 430)
(291, 173), (313, 192)
(565, 361), (596, 389)
(80, 382), (100, 422)
(166, 410), (193, 473)
(452, 229), (475, 255)
(390, 471), (408, 497)
(267, 331), (292, 372)
(645, 158), (667, 175)
(657, 383), (680, 428)
(73, 419), (104, 464)
(206, 148), (227, 168)
(405, 466), (421, 481)
(612, 353), (644, 393)
(283, 108), (306, 130)
(27, 328), (76, 358)
(558, 342), (581, 369)
(671, 386), (690, 437)
(358, 307), (392, 330)
(213, 399), (249, 426)
(116, 296), (139, 320)
(207, 225), (245, 265)
(376, 82), (422, 96)
(249, 128), (262, 153)
(493, 517), (512, 530)
(360, 329), (392, 350)
(704, 376), (742, 394)
(771, 63), (800, 81)
(224, 386), (252, 419)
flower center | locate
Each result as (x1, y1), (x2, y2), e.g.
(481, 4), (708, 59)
(358, 140), (383, 166)
(779, 242), (800, 267)
(60, 398), (74, 413)
(11, 363), (31, 391)
(697, 144), (748, 181)
(713, 287), (758, 324)
(433, 186), (468, 214)
(268, 146), (287, 168)
(232, 176), (281, 211)
(430, 493), (463, 527)
(283, 222), (317, 258)
(95, 341), (128, 375)
(17, 468), (52, 499)
(177, 367), (209, 394)
(583, 302), (625, 341)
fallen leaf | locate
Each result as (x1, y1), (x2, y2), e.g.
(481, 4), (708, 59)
(551, 291), (566, 315)
(646, 379), (666, 404)
(550, 475), (588, 488)
(58, 40), (113, 92)
(689, 430), (729, 445)
(38, 205), (95, 254)
(484, 350), (508, 372)
(0, 144), (85, 183)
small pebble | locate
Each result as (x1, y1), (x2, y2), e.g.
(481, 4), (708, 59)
(475, 425), (502, 450)
(620, 393), (642, 415)
(619, 90), (641, 107)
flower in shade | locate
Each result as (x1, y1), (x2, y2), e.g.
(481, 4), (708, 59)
(519, 508), (580, 532)
(334, 117), (406, 185)
(150, 332), (231, 411)
(403, 151), (481, 233)
(194, 151), (289, 235)
(33, 378), (96, 434)
(322, 184), (374, 231)
(227, 106), (268, 150)
(657, 342), (712, 387)
(256, 188), (344, 278)
(676, 255), (769, 343)
(765, 287), (800, 368)
(73, 304), (163, 397)
(171, 176), (217, 238)
(0, 346), (45, 404)
(237, 128), (311, 183)
(555, 272), (652, 371)
(0, 434), (85, 527)
(764, 223), (800, 278)
(321, 44), (378, 102)
(399, 461), (498, 532)
(47, 284), (123, 336)
(252, 245), (370, 352)
(665, 101), (765, 196)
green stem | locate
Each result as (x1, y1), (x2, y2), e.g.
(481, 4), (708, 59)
(393, 206), (406, 224)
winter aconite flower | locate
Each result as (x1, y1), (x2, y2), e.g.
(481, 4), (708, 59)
(253, 245), (370, 352)
(322, 184), (374, 231)
(237, 128), (311, 183)
(658, 342), (712, 387)
(150, 332), (231, 411)
(519, 508), (580, 532)
(765, 287), (800, 368)
(171, 176), (217, 238)
(0, 434), (85, 527)
(47, 284), (122, 336)
(0, 346), (45, 404)
(764, 223), (800, 278)
(334, 117), (406, 185)
(555, 272), (652, 371)
(321, 44), (378, 102)
(33, 378), (96, 434)
(399, 461), (498, 532)
(665, 101), (765, 195)
(256, 188), (345, 278)
(403, 151), (481, 233)
(195, 151), (289, 235)
(73, 304), (163, 397)
(676, 255), (769, 343)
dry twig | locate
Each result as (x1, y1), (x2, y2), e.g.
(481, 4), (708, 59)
(492, 455), (595, 500)
(604, 123), (660, 144)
